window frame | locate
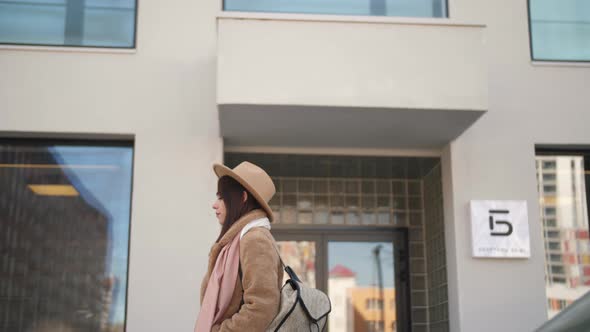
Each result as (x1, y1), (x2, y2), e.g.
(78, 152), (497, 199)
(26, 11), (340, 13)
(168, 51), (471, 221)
(0, 0), (139, 49)
(222, 0), (449, 19)
(0, 135), (135, 332)
(536, 147), (590, 233)
(527, 0), (590, 63)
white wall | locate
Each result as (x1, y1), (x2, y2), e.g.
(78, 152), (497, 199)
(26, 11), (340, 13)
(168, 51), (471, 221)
(442, 0), (590, 331)
(0, 1), (223, 331)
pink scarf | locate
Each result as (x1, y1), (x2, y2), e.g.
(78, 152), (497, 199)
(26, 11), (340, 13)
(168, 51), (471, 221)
(194, 233), (241, 332)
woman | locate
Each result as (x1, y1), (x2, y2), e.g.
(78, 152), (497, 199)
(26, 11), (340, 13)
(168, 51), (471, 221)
(195, 161), (282, 332)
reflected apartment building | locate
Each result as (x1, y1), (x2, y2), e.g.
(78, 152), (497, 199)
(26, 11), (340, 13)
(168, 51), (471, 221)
(536, 156), (590, 318)
(329, 264), (397, 332)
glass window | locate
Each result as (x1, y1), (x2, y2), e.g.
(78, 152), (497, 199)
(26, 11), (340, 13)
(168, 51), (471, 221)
(224, 0), (448, 18)
(548, 241), (561, 251)
(545, 207), (556, 216)
(536, 153), (590, 319)
(329, 242), (396, 332)
(366, 320), (385, 332)
(276, 241), (316, 288)
(544, 218), (557, 228)
(528, 0), (590, 61)
(366, 298), (384, 310)
(226, 154), (439, 227)
(0, 0), (137, 48)
(0, 139), (134, 331)
(550, 265), (565, 275)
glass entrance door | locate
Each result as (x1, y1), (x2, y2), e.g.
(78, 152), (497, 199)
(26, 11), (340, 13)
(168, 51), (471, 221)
(273, 229), (409, 332)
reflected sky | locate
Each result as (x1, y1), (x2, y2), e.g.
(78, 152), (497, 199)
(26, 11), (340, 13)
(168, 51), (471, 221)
(529, 0), (590, 61)
(0, 0), (136, 47)
(224, 0), (446, 17)
(51, 146), (133, 325)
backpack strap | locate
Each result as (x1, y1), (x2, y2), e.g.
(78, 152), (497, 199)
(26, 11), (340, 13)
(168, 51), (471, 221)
(238, 261), (245, 308)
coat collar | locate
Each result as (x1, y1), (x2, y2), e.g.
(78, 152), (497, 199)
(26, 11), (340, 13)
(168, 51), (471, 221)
(207, 209), (268, 273)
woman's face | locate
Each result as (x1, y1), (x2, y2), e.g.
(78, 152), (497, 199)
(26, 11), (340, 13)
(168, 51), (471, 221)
(212, 194), (226, 225)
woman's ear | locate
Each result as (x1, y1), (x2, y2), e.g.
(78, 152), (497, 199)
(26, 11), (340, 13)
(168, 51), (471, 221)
(242, 191), (248, 203)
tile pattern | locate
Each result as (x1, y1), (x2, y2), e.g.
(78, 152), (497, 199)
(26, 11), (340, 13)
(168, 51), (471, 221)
(423, 165), (449, 332)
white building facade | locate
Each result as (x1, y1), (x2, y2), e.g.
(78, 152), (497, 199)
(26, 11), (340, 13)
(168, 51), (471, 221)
(1, 0), (590, 331)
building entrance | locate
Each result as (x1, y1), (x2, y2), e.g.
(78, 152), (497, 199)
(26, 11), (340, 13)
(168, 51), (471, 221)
(273, 228), (409, 332)
(224, 152), (450, 332)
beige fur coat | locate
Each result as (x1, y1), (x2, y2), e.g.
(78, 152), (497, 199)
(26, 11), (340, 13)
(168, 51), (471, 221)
(200, 209), (282, 331)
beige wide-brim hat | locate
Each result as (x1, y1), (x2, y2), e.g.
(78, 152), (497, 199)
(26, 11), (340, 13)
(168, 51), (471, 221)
(213, 161), (276, 223)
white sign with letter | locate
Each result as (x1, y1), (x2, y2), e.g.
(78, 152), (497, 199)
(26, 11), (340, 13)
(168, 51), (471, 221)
(470, 200), (530, 258)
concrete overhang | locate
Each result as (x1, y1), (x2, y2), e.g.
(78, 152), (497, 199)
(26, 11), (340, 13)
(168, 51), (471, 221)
(217, 14), (487, 149)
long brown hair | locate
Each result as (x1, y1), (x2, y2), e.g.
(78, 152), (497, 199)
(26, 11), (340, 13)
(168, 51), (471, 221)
(216, 175), (262, 242)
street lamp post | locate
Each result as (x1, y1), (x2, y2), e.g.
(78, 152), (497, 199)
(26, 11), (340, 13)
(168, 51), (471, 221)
(373, 244), (385, 332)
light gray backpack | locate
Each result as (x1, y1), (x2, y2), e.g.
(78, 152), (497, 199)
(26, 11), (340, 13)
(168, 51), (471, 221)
(265, 247), (332, 332)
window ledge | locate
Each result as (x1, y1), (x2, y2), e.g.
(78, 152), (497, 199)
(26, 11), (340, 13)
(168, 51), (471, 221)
(531, 61), (590, 68)
(217, 11), (485, 28)
(0, 44), (137, 54)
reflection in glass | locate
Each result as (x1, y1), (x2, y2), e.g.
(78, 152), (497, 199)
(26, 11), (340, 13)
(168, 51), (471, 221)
(377, 196), (390, 209)
(224, 0), (447, 18)
(299, 211), (313, 224)
(362, 210), (377, 225)
(0, 141), (133, 332)
(276, 241), (316, 288)
(283, 179), (297, 193)
(328, 242), (397, 332)
(392, 181), (405, 196)
(346, 210), (360, 225)
(0, 0), (137, 48)
(529, 0), (590, 61)
(234, 155), (437, 228)
(332, 210), (345, 224)
(536, 155), (590, 319)
(314, 179), (329, 194)
(298, 194), (313, 210)
(315, 195), (329, 209)
(330, 180), (344, 194)
(314, 210), (330, 224)
(299, 179), (313, 193)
